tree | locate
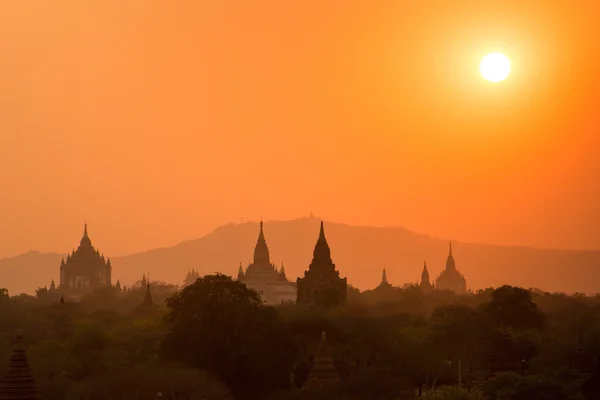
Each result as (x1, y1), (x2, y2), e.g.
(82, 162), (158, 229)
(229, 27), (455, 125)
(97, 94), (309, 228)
(163, 274), (296, 400)
(481, 286), (545, 331)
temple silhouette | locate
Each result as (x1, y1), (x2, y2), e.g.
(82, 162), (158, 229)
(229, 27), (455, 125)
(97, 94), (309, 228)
(59, 224), (112, 299)
(237, 221), (296, 305)
(296, 222), (348, 307)
(0, 331), (39, 400)
(434, 242), (468, 294)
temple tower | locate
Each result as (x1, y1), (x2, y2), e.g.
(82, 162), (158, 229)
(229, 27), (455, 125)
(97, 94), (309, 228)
(0, 331), (40, 400)
(296, 222), (347, 307)
(420, 261), (434, 292)
(378, 268), (392, 289)
(435, 242), (467, 294)
(238, 221), (296, 305)
(59, 224), (112, 299)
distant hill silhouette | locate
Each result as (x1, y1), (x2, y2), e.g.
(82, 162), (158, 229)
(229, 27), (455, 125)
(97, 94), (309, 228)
(0, 216), (598, 295)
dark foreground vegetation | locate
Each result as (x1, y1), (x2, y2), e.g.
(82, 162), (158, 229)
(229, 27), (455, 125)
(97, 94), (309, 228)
(1, 277), (600, 399)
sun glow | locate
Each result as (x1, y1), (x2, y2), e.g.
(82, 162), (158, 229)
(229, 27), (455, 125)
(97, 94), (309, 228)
(480, 53), (511, 82)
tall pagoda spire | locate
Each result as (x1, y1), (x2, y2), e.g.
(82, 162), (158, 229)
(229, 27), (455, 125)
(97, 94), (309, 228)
(253, 220), (270, 265)
(445, 241), (456, 271)
(79, 222), (91, 247)
(381, 268), (389, 285)
(312, 221), (332, 264)
(421, 261), (430, 285)
(237, 263), (245, 280)
(140, 281), (155, 307)
(0, 330), (40, 399)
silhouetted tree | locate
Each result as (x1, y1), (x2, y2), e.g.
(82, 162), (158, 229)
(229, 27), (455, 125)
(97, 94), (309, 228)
(163, 274), (295, 400)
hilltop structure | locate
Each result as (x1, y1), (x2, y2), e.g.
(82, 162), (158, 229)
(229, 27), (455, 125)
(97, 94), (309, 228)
(375, 268), (393, 291)
(419, 261), (434, 293)
(296, 222), (347, 307)
(237, 221), (296, 305)
(183, 269), (200, 286)
(59, 224), (112, 299)
(435, 243), (467, 294)
(0, 330), (40, 400)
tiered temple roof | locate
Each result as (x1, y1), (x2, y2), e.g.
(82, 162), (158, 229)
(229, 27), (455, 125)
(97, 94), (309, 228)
(238, 221), (296, 305)
(435, 242), (467, 294)
(296, 222), (347, 306)
(0, 331), (40, 400)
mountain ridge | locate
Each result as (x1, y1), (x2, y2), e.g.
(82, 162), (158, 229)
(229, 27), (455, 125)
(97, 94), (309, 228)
(0, 217), (598, 295)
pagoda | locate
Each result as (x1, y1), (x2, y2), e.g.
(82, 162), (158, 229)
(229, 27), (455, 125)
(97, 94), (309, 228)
(296, 222), (347, 307)
(435, 243), (467, 294)
(237, 221), (296, 305)
(304, 332), (340, 388)
(419, 261), (434, 293)
(375, 268), (393, 291)
(59, 224), (112, 299)
(0, 330), (40, 400)
(132, 280), (160, 317)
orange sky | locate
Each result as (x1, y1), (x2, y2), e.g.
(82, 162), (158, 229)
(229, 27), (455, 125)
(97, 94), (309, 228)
(0, 1), (598, 258)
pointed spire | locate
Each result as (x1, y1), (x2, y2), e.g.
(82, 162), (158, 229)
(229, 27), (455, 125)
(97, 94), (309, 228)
(79, 223), (91, 247)
(381, 268), (389, 285)
(237, 263), (245, 280)
(141, 281), (155, 307)
(60, 294), (64, 304)
(253, 220), (270, 265)
(445, 242), (456, 271)
(421, 260), (431, 286)
(312, 221), (331, 263)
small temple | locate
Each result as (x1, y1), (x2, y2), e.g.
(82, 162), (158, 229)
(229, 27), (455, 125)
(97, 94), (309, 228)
(0, 331), (40, 400)
(296, 222), (347, 307)
(59, 224), (112, 299)
(304, 331), (340, 388)
(375, 268), (393, 291)
(435, 242), (467, 294)
(237, 221), (296, 305)
(419, 261), (434, 292)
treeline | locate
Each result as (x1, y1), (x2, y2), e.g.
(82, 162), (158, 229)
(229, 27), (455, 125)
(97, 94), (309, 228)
(0, 277), (599, 399)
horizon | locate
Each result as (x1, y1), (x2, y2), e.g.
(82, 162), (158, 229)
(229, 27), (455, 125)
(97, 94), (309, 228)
(6, 215), (600, 261)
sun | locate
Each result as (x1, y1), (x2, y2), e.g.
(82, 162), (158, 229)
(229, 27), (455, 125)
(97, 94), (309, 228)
(480, 53), (511, 83)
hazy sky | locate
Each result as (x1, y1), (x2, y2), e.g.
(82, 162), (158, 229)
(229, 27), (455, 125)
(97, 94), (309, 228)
(0, 1), (598, 258)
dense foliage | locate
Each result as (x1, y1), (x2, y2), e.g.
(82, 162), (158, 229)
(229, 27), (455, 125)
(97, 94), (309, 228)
(0, 277), (599, 400)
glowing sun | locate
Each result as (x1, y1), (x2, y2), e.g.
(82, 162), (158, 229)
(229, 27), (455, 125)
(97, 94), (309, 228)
(480, 53), (511, 82)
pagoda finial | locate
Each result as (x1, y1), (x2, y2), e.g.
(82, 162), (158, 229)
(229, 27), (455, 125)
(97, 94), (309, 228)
(381, 267), (389, 285)
(319, 221), (325, 238)
(79, 223), (92, 247)
(449, 241), (453, 256)
(60, 293), (65, 304)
